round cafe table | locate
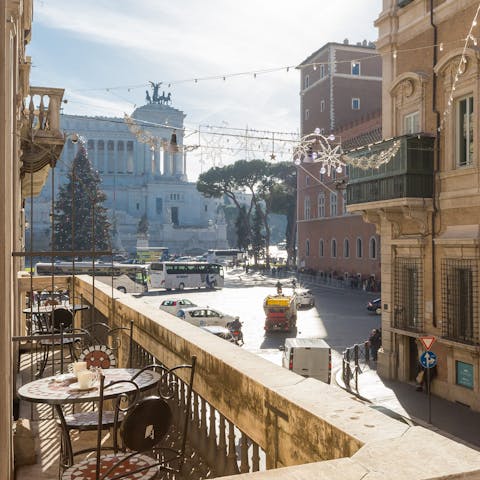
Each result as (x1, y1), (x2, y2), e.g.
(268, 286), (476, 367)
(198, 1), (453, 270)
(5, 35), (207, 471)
(17, 368), (160, 468)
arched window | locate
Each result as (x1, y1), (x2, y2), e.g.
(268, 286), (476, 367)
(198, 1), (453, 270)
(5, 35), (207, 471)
(331, 238), (337, 258)
(344, 238), (350, 258)
(306, 239), (310, 257)
(304, 196), (311, 220)
(317, 192), (325, 217)
(319, 239), (324, 257)
(330, 192), (337, 216)
(356, 237), (363, 259)
(369, 237), (377, 259)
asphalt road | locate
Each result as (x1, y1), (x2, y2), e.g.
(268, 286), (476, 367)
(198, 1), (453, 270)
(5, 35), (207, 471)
(140, 267), (381, 370)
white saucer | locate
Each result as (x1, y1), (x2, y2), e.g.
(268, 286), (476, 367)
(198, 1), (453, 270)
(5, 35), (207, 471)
(68, 382), (97, 392)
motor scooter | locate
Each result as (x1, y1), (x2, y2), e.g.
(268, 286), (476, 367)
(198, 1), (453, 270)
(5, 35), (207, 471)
(226, 319), (244, 346)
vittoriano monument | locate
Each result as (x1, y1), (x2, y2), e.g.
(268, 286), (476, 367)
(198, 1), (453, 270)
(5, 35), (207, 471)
(146, 81), (172, 105)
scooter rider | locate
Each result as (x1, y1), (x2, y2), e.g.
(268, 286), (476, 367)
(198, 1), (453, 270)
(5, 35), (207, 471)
(227, 316), (244, 345)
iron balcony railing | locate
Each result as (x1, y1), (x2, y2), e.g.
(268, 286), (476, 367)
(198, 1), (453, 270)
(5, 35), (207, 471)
(346, 134), (435, 206)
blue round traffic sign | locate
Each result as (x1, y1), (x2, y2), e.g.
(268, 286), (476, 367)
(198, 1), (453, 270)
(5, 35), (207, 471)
(420, 351), (437, 369)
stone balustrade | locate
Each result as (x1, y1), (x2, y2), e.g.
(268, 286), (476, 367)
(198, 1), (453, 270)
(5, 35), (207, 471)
(16, 273), (480, 479)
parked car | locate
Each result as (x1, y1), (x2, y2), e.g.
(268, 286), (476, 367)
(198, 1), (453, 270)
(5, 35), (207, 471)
(367, 298), (382, 314)
(176, 307), (236, 327)
(159, 298), (197, 315)
(200, 325), (237, 344)
(296, 289), (315, 308)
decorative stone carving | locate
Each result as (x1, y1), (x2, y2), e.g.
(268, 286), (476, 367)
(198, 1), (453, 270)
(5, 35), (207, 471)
(401, 204), (431, 236)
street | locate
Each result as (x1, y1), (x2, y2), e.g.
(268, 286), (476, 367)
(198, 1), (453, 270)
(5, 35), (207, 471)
(140, 267), (381, 372)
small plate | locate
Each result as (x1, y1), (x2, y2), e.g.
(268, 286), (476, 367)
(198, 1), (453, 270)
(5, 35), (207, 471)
(68, 382), (97, 392)
(53, 373), (76, 383)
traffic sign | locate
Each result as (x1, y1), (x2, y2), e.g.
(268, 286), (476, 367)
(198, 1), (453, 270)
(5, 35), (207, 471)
(420, 351), (437, 369)
(419, 335), (436, 350)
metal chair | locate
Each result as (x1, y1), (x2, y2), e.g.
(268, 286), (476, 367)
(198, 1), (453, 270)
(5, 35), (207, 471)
(61, 356), (197, 480)
(57, 321), (134, 470)
(37, 307), (76, 377)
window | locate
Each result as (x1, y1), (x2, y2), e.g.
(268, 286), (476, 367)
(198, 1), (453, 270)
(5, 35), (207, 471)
(404, 111), (420, 134)
(320, 100), (325, 112)
(204, 205), (208, 212)
(155, 197), (163, 214)
(136, 202), (140, 210)
(107, 140), (114, 173)
(394, 258), (423, 331)
(342, 191), (347, 215)
(97, 140), (104, 172)
(352, 98), (360, 110)
(319, 239), (324, 257)
(117, 141), (125, 173)
(456, 95), (474, 167)
(330, 192), (337, 217)
(306, 176), (310, 186)
(369, 237), (377, 259)
(306, 239), (310, 257)
(305, 109), (310, 121)
(344, 238), (350, 258)
(351, 61), (361, 76)
(331, 239), (337, 258)
(442, 258), (477, 343)
(320, 64), (326, 78)
(356, 238), (363, 258)
(304, 74), (310, 89)
(317, 193), (325, 217)
(126, 141), (134, 173)
(304, 196), (311, 220)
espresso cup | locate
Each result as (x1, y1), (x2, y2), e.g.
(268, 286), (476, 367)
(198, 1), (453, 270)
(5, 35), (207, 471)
(77, 370), (95, 389)
(68, 361), (88, 377)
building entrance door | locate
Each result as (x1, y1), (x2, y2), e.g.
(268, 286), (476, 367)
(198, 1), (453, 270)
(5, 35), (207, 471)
(408, 336), (419, 382)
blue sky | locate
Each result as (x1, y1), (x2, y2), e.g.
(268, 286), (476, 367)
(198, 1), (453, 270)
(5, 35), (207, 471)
(28, 0), (382, 179)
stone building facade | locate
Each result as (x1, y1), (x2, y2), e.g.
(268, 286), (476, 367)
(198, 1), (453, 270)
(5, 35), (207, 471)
(27, 102), (228, 257)
(347, 0), (480, 410)
(296, 41), (382, 287)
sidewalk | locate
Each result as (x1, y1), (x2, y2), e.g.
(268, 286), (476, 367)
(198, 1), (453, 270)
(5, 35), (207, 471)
(336, 367), (480, 450)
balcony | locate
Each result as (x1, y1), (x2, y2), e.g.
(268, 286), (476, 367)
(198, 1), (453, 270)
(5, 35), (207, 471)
(346, 135), (435, 207)
(13, 274), (480, 479)
(20, 86), (66, 198)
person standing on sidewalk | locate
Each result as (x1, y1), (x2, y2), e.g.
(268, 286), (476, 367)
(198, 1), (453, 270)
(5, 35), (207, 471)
(368, 328), (382, 362)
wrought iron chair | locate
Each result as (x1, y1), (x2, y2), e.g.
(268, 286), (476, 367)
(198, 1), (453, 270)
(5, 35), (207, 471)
(37, 307), (76, 377)
(57, 321), (135, 470)
(61, 356), (197, 480)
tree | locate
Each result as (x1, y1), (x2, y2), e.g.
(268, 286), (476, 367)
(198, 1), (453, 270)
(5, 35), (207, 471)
(235, 205), (250, 251)
(250, 204), (265, 265)
(53, 144), (111, 256)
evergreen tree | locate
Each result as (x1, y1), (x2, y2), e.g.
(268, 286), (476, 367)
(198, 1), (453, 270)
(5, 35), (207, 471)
(53, 144), (111, 256)
(250, 204), (265, 265)
(235, 205), (250, 251)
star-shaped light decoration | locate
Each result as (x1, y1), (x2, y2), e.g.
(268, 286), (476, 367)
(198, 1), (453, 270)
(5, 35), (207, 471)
(293, 128), (345, 176)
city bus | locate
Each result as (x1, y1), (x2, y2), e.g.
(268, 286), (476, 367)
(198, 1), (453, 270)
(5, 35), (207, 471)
(148, 261), (224, 290)
(206, 249), (244, 266)
(136, 246), (169, 264)
(34, 262), (148, 294)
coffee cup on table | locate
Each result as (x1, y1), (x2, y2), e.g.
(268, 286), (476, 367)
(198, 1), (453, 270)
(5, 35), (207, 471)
(77, 370), (95, 389)
(68, 361), (87, 377)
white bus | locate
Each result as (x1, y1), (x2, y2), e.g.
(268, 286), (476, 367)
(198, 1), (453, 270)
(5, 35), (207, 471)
(206, 249), (244, 266)
(148, 261), (225, 290)
(34, 262), (148, 294)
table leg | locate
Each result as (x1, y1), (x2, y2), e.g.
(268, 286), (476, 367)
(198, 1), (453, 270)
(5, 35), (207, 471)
(54, 404), (74, 472)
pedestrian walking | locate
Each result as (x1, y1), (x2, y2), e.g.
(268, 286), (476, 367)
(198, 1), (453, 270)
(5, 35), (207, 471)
(368, 328), (381, 362)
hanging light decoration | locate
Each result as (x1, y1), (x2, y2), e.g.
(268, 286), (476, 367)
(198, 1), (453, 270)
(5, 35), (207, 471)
(293, 127), (401, 173)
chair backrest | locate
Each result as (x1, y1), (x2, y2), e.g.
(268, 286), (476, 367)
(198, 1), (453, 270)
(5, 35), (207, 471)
(50, 308), (73, 332)
(94, 357), (197, 479)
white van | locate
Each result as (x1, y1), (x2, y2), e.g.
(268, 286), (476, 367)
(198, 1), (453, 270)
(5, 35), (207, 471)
(281, 338), (331, 384)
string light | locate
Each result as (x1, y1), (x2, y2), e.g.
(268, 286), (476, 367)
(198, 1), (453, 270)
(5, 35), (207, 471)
(438, 3), (480, 132)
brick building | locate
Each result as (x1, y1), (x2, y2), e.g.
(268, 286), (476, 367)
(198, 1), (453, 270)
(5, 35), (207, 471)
(296, 41), (382, 288)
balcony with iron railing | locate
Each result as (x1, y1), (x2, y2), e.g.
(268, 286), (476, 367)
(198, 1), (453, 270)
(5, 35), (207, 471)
(346, 134), (435, 208)
(13, 273), (480, 479)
